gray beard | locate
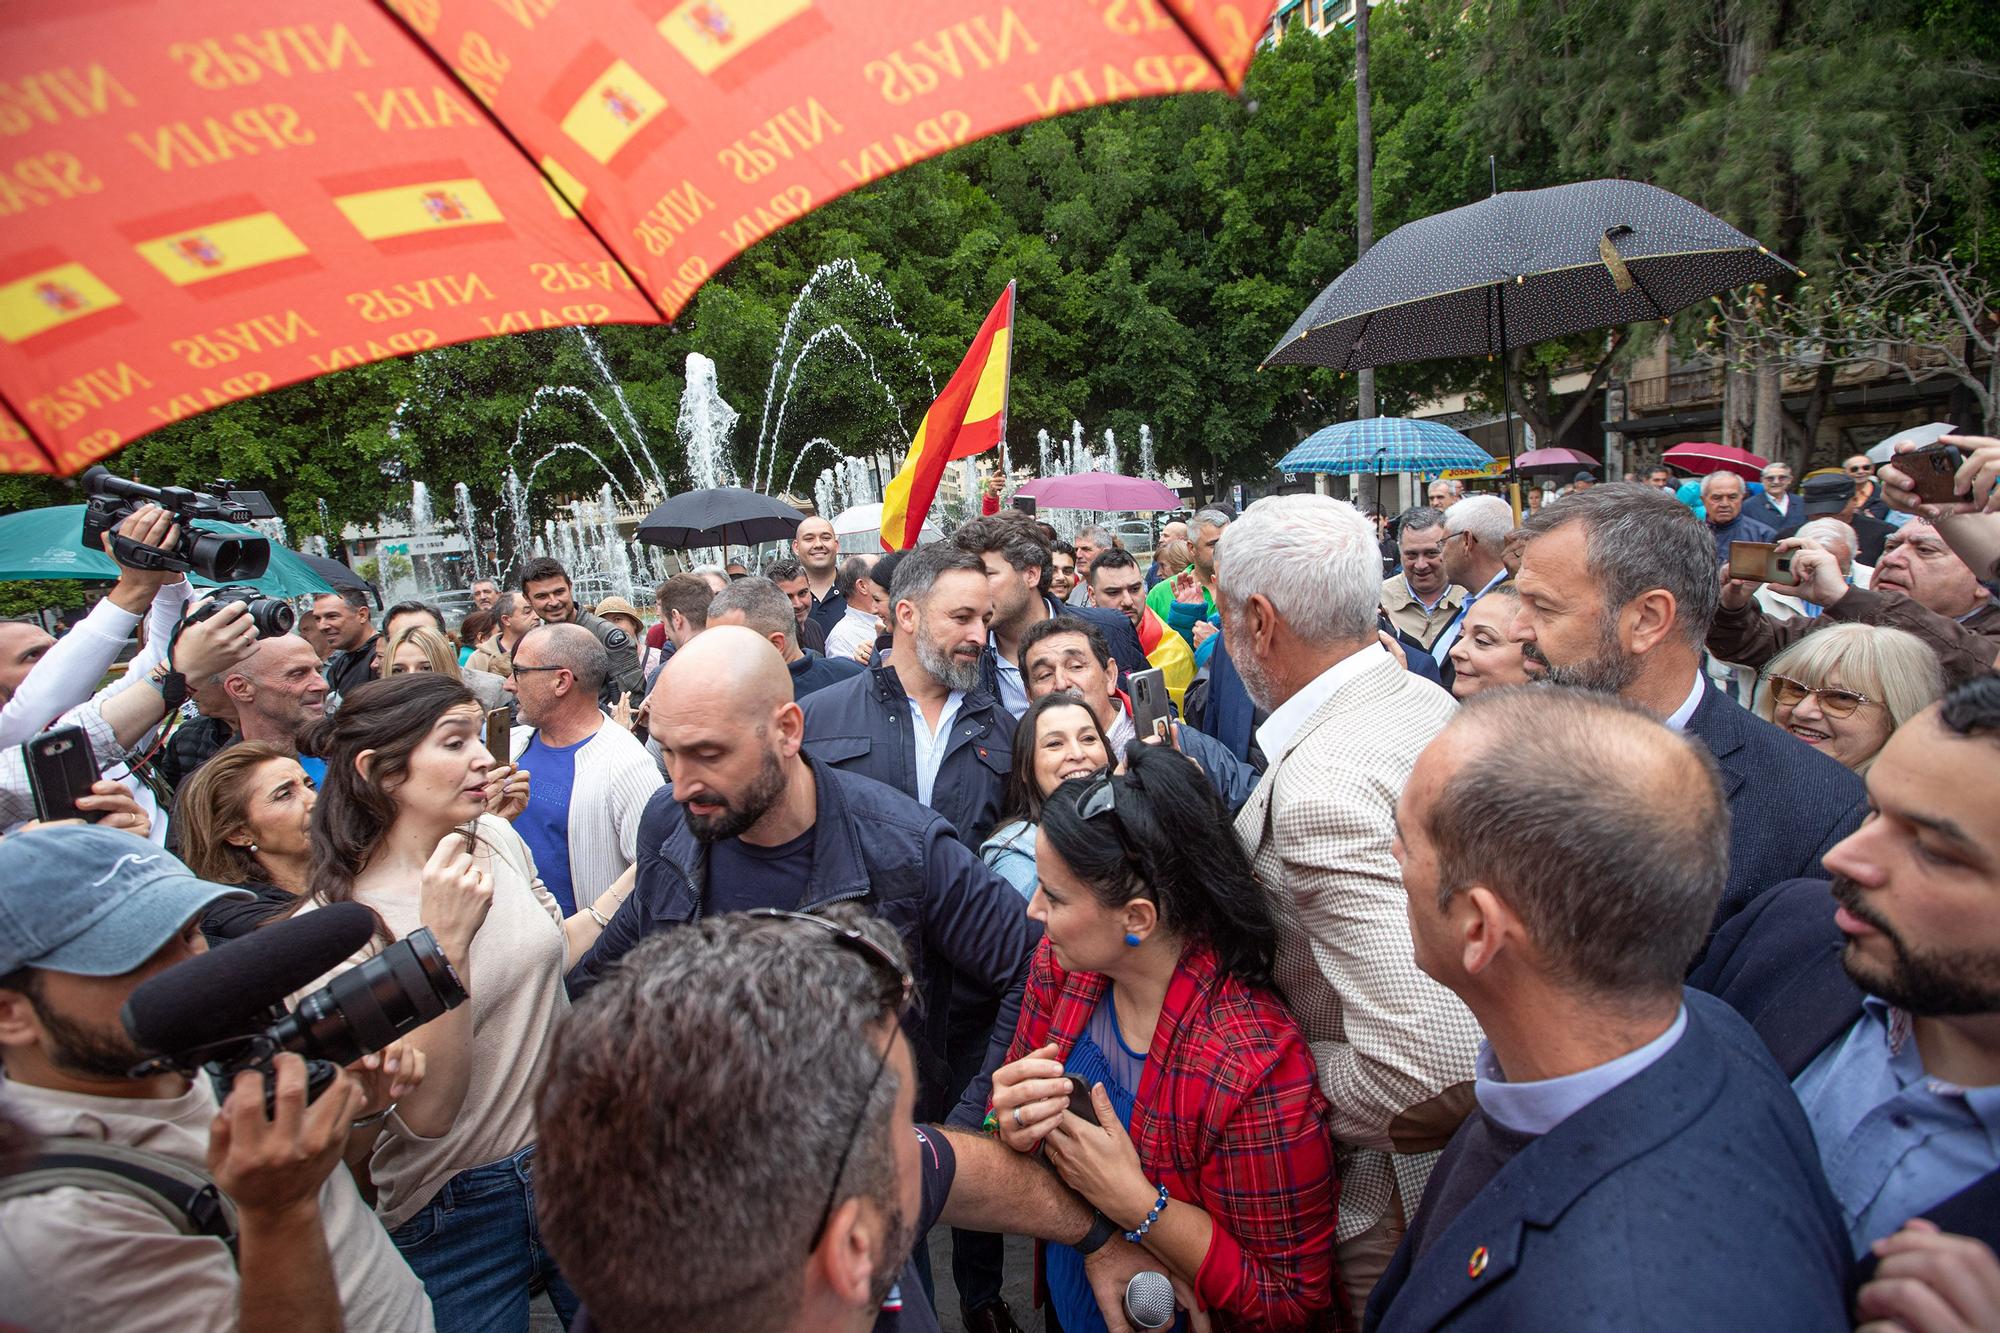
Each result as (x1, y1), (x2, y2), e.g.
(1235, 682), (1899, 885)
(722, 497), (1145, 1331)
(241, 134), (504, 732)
(915, 635), (983, 693)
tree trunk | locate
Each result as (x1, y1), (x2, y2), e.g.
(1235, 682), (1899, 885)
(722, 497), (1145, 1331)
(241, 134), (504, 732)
(1354, 0), (1375, 420)
(1752, 362), (1784, 459)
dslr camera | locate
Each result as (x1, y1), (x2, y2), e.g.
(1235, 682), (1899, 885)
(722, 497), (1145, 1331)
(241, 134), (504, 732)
(176, 584), (297, 644)
(81, 465), (273, 583)
(123, 909), (468, 1110)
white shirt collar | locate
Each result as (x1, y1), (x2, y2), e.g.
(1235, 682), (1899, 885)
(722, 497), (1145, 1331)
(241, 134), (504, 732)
(1254, 643), (1389, 762)
(1663, 669), (1707, 733)
(1107, 704), (1137, 763)
(1476, 1005), (1688, 1135)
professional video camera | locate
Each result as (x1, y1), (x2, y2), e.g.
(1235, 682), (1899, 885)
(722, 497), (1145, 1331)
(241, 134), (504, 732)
(122, 902), (466, 1108)
(80, 465), (276, 583)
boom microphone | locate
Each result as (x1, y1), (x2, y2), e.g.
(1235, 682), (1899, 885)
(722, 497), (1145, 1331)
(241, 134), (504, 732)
(122, 902), (375, 1058)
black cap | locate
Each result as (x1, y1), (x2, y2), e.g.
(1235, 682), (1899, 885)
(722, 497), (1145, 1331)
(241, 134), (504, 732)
(1800, 473), (1856, 517)
(1572, 470), (1595, 483)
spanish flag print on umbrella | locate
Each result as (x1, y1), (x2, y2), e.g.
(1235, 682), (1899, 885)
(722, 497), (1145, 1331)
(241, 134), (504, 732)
(880, 282), (1014, 552)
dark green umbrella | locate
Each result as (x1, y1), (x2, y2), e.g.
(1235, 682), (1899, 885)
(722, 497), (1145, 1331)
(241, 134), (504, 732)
(0, 505), (334, 597)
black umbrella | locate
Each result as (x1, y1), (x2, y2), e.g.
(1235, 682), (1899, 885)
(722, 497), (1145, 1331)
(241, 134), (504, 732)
(296, 551), (377, 601)
(637, 486), (804, 548)
(1264, 177), (1799, 497)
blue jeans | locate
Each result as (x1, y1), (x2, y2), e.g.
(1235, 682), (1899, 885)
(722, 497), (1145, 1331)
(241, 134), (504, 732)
(388, 1144), (579, 1333)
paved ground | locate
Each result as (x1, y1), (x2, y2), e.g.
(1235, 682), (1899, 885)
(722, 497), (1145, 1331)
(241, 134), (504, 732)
(928, 1228), (1040, 1332)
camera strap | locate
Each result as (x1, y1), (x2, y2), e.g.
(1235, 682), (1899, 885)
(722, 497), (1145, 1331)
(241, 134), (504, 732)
(0, 1137), (239, 1261)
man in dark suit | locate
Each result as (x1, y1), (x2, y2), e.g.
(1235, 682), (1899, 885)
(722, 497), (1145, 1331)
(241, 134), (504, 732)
(1368, 686), (1851, 1332)
(1691, 678), (2000, 1278)
(1512, 483), (1866, 929)
(1743, 459), (1807, 536)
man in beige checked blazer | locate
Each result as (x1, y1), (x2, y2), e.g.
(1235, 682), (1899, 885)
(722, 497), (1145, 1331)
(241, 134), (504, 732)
(1216, 493), (1484, 1314)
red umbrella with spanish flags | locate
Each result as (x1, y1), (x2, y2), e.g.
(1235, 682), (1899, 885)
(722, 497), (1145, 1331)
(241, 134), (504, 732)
(880, 281), (1014, 551)
(0, 1), (1274, 476)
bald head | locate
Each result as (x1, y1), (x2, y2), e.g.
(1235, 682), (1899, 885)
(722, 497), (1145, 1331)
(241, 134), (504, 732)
(653, 625), (794, 732)
(1411, 686), (1727, 999)
(650, 626), (803, 842)
(792, 515), (838, 576)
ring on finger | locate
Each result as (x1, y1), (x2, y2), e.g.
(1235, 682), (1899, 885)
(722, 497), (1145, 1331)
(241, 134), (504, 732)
(1011, 1105), (1025, 1129)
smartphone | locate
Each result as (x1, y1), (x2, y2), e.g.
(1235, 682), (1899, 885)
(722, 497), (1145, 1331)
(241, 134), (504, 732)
(1127, 667), (1170, 742)
(1011, 494), (1038, 516)
(23, 726), (102, 823)
(1898, 442), (1964, 506)
(1727, 541), (1796, 585)
(484, 707), (513, 764)
(1064, 1074), (1099, 1124)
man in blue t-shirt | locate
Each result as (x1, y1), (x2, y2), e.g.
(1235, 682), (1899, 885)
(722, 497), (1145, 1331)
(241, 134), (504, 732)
(507, 624), (663, 914)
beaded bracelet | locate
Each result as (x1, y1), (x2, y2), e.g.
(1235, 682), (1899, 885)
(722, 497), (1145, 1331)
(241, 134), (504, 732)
(1124, 1183), (1169, 1243)
(981, 1111), (1000, 1137)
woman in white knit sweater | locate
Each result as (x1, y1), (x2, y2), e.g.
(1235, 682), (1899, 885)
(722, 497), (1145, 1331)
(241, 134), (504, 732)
(289, 672), (634, 1333)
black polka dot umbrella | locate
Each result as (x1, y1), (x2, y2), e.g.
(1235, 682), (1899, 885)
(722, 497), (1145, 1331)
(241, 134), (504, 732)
(1266, 179), (1796, 369)
(1263, 179), (1799, 492)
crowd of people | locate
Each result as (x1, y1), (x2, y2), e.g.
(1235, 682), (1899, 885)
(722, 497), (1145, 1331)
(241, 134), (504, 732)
(0, 433), (1997, 1333)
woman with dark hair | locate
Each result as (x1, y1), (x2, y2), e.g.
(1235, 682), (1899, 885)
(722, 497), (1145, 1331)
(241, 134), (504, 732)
(290, 672), (634, 1332)
(178, 740), (316, 943)
(988, 744), (1338, 1332)
(981, 692), (1111, 898)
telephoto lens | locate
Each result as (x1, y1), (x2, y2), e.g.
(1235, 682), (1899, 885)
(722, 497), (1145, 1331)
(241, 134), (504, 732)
(267, 927), (466, 1069)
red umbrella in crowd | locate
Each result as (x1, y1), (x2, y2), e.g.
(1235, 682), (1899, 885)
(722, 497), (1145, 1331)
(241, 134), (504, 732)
(0, 0), (1276, 475)
(1662, 441), (1770, 480)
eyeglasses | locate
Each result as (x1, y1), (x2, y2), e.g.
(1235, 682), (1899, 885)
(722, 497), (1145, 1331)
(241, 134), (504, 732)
(508, 664), (567, 676)
(741, 909), (914, 1251)
(1845, 463), (1875, 474)
(1766, 674), (1878, 718)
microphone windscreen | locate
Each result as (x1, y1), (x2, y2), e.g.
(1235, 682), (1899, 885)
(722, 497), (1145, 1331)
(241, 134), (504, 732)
(122, 901), (375, 1056)
(1125, 1271), (1176, 1330)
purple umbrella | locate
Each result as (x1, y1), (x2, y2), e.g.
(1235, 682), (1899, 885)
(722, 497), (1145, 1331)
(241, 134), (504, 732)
(1015, 471), (1181, 511)
(1511, 447), (1602, 476)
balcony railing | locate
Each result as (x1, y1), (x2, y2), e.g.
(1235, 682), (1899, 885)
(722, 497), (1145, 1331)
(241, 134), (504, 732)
(1625, 368), (1725, 412)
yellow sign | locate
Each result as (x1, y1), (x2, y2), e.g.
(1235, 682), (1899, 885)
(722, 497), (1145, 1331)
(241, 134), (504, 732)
(1440, 459), (1509, 481)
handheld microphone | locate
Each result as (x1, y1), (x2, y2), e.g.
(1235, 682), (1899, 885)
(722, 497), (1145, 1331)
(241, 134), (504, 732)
(1125, 1271), (1175, 1330)
(122, 902), (375, 1057)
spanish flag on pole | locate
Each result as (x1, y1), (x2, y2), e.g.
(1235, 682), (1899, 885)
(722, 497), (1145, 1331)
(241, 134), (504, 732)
(880, 282), (1015, 551)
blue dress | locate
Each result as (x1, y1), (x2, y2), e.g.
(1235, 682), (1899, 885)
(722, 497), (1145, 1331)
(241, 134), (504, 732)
(1045, 993), (1188, 1333)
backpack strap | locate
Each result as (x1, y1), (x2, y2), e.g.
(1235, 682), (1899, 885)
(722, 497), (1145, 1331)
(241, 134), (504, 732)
(0, 1136), (239, 1259)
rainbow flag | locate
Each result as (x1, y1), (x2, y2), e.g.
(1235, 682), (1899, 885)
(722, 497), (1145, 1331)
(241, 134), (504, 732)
(881, 282), (1014, 551)
(1134, 604), (1194, 710)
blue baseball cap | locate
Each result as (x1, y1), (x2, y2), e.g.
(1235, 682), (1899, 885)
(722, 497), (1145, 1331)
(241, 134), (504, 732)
(0, 825), (251, 976)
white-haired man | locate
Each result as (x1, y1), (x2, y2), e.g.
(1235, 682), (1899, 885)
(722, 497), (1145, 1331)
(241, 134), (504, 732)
(1702, 471), (1775, 561)
(1216, 494), (1478, 1312)
(1430, 494), (1513, 669)
(1758, 517), (1872, 624)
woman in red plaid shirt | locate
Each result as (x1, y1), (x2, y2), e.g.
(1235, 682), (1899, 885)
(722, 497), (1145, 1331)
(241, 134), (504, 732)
(989, 743), (1340, 1331)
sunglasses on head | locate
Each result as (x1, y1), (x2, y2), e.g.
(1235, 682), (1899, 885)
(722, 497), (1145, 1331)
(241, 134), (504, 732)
(1766, 674), (1877, 719)
(742, 909), (914, 1251)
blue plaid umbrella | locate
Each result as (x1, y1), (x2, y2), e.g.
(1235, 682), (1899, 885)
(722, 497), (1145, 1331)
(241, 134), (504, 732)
(1276, 417), (1491, 476)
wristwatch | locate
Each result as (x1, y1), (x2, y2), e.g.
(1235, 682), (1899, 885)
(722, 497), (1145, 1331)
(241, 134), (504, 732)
(1075, 1210), (1119, 1256)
